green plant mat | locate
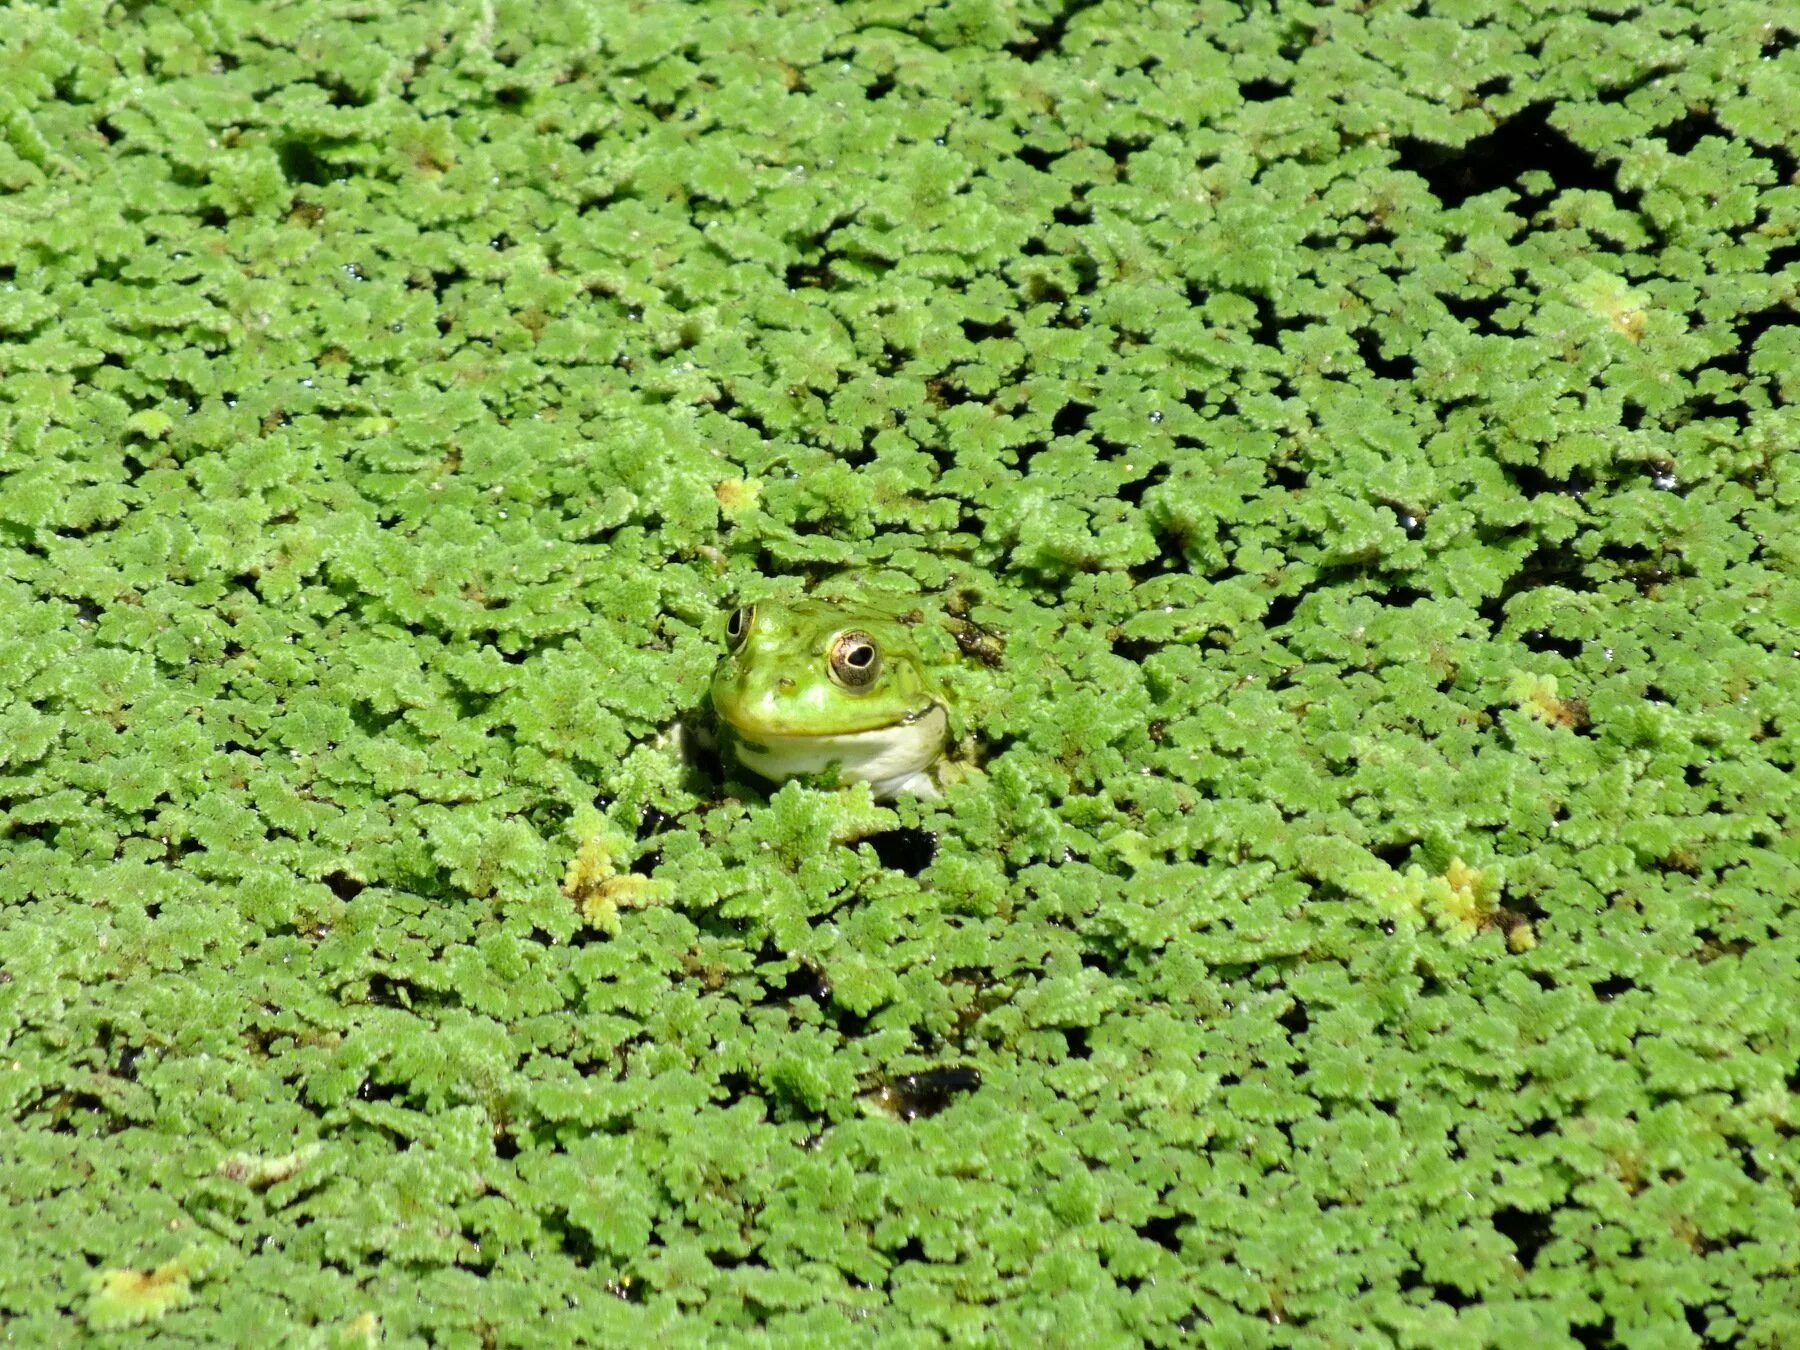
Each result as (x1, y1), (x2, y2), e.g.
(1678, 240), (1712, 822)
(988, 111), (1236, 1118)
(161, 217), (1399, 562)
(2, 0), (1796, 1343)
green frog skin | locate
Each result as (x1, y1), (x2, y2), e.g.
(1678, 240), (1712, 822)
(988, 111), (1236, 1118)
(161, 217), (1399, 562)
(710, 598), (951, 799)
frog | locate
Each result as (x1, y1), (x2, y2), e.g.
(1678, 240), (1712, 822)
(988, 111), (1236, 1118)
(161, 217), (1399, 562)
(709, 597), (954, 799)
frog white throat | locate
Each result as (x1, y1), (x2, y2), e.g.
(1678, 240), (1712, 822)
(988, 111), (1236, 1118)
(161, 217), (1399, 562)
(729, 704), (947, 799)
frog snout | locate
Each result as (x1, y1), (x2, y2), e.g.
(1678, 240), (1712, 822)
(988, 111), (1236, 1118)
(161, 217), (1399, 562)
(726, 665), (797, 709)
(744, 668), (795, 697)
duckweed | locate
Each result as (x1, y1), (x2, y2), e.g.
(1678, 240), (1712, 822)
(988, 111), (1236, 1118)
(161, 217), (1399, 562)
(2, 0), (1796, 1342)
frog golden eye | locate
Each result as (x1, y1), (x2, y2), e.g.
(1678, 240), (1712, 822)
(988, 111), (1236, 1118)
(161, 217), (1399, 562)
(828, 630), (881, 690)
(725, 604), (754, 651)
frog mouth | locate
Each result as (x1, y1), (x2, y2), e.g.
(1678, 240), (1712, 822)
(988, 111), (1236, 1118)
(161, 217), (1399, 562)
(724, 704), (948, 793)
(718, 701), (944, 744)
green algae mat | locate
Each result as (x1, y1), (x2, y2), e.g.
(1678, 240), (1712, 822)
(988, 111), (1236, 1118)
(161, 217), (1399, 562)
(3, 0), (1798, 1343)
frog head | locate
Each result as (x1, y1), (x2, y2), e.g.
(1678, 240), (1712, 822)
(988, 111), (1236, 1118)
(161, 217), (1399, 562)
(709, 597), (950, 798)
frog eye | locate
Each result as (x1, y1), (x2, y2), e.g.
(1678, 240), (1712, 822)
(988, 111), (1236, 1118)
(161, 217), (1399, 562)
(725, 604), (754, 651)
(828, 630), (882, 690)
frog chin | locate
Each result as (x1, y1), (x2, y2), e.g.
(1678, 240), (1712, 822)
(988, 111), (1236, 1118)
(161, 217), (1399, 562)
(727, 705), (948, 800)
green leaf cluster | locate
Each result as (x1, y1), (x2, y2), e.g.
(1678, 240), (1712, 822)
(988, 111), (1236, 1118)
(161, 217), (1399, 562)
(3, 0), (1797, 1343)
